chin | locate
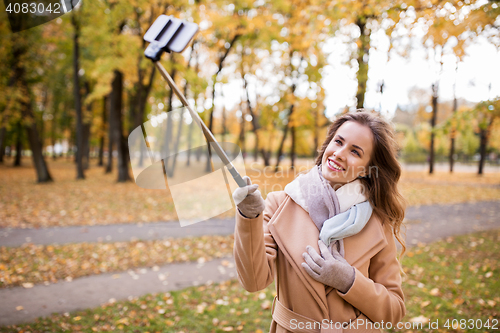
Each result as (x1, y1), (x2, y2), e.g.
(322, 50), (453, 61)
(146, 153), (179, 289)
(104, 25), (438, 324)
(321, 165), (346, 187)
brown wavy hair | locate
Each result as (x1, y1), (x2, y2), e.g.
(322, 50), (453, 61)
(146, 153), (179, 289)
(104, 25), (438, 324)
(315, 110), (407, 256)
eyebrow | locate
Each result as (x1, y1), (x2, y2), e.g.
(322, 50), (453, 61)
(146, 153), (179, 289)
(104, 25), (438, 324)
(337, 135), (364, 155)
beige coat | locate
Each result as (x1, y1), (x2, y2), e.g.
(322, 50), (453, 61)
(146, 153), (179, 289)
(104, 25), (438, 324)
(234, 191), (405, 332)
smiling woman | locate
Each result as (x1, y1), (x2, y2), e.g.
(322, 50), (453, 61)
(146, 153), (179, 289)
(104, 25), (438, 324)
(232, 110), (407, 333)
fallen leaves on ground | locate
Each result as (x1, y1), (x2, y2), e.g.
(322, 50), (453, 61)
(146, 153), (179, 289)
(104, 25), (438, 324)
(0, 235), (234, 288)
(2, 158), (500, 228)
(400, 170), (500, 186)
(400, 182), (500, 207)
(0, 158), (180, 228)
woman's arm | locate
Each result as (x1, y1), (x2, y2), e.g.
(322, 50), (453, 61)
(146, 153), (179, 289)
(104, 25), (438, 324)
(337, 222), (406, 325)
(233, 191), (283, 292)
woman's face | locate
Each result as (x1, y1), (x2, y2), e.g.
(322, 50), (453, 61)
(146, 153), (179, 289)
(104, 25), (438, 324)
(321, 121), (374, 189)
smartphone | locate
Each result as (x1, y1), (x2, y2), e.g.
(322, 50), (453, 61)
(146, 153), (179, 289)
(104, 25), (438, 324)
(144, 15), (199, 54)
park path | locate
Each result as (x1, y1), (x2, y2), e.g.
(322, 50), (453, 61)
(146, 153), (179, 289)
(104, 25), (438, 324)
(1, 200), (500, 326)
(0, 218), (234, 247)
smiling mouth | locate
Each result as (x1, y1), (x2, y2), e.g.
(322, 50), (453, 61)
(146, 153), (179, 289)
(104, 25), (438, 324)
(327, 158), (345, 171)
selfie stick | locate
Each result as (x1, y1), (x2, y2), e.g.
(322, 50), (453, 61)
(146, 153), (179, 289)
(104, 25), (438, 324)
(144, 15), (247, 188)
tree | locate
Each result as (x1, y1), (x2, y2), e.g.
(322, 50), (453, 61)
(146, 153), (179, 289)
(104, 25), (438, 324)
(418, 2), (470, 173)
(1, 19), (53, 182)
(70, 1), (85, 179)
(97, 96), (107, 166)
(449, 63), (459, 173)
(473, 98), (500, 175)
(429, 83), (438, 174)
(269, 0), (329, 170)
(110, 70), (131, 182)
(322, 0), (415, 109)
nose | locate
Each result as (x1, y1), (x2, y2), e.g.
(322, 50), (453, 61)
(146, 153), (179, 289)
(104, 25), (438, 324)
(333, 146), (347, 160)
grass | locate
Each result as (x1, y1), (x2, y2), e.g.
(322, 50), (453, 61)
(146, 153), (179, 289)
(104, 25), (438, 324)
(3, 230), (499, 333)
(2, 279), (277, 333)
(394, 231), (500, 333)
(1, 157), (500, 228)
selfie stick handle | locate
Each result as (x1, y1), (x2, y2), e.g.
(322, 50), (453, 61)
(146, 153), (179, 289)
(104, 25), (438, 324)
(154, 61), (247, 188)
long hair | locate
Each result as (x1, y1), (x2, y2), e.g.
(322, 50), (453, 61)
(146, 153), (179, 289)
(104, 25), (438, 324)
(315, 111), (407, 256)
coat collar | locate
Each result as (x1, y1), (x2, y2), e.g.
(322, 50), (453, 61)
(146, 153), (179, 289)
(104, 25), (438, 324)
(268, 194), (387, 314)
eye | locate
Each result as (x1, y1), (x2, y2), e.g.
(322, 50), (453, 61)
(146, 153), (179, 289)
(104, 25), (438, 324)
(352, 150), (360, 157)
(334, 139), (342, 145)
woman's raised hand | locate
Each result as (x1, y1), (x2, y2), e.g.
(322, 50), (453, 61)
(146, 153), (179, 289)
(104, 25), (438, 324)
(301, 240), (355, 294)
(232, 176), (265, 219)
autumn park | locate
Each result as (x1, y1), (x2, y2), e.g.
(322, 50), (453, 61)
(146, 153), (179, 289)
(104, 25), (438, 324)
(0, 0), (499, 331)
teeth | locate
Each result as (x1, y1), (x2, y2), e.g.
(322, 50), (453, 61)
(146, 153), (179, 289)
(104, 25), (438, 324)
(328, 159), (343, 171)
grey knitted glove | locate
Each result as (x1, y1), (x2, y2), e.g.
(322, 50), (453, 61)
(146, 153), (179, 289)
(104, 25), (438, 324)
(232, 176), (265, 219)
(301, 240), (355, 294)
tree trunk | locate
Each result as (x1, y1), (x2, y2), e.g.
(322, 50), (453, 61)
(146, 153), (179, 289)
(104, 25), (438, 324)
(168, 49), (193, 177)
(429, 83), (438, 174)
(98, 96), (107, 166)
(19, 85), (53, 181)
(9, 36), (52, 182)
(238, 109), (246, 159)
(105, 94), (114, 173)
(51, 103), (58, 161)
(82, 82), (92, 170)
(163, 61), (176, 174)
(71, 11), (85, 179)
(111, 70), (130, 182)
(68, 132), (74, 161)
(261, 149), (271, 167)
(0, 126), (5, 163)
(260, 126), (273, 167)
(82, 123), (91, 169)
(313, 105), (319, 158)
(275, 104), (295, 171)
(168, 108), (184, 177)
(478, 128), (487, 175)
(208, 34), (240, 133)
(355, 19), (370, 110)
(130, 60), (156, 133)
(24, 109), (53, 182)
(449, 94), (457, 173)
(137, 66), (155, 129)
(38, 87), (49, 147)
(221, 87), (227, 143)
(14, 121), (22, 167)
(290, 124), (296, 169)
(478, 119), (493, 175)
(242, 75), (261, 163)
(187, 45), (199, 167)
(98, 132), (105, 166)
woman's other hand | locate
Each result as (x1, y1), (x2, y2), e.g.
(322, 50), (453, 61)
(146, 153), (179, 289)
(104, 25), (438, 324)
(301, 240), (355, 294)
(232, 176), (265, 219)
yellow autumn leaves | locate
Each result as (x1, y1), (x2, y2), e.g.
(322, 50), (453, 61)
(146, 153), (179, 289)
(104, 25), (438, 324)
(0, 235), (234, 288)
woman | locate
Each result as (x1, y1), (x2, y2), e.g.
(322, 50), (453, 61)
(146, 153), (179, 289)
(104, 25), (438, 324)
(232, 111), (406, 332)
